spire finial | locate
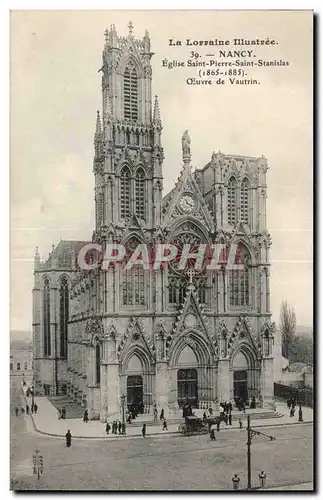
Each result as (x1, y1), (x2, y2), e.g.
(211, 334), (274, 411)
(104, 28), (109, 41)
(182, 130), (191, 167)
(128, 21), (134, 36)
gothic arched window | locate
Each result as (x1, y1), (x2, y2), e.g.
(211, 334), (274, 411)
(122, 239), (146, 306)
(228, 177), (237, 225)
(228, 245), (251, 307)
(122, 266), (145, 306)
(59, 276), (69, 359)
(95, 342), (101, 384)
(120, 167), (131, 219)
(241, 178), (250, 225)
(124, 66), (138, 121)
(135, 168), (145, 220)
(43, 277), (51, 356)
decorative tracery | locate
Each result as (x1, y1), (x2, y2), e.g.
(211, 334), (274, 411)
(43, 277), (51, 356)
(228, 244), (251, 307)
(124, 65), (138, 121)
(120, 167), (131, 219)
(228, 177), (237, 225)
(135, 168), (145, 220)
(240, 178), (250, 225)
(59, 276), (69, 359)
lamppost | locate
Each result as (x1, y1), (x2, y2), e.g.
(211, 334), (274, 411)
(120, 395), (126, 434)
(32, 449), (44, 480)
(246, 415), (275, 490)
(258, 471), (267, 488)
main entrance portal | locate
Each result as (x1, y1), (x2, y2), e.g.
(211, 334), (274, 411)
(233, 370), (248, 402)
(127, 375), (144, 413)
(177, 369), (198, 408)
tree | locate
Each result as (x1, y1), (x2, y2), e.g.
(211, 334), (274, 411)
(280, 300), (296, 359)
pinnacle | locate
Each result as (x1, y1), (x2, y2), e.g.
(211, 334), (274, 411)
(95, 110), (102, 136)
(153, 95), (161, 123)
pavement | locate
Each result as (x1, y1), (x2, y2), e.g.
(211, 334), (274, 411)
(11, 380), (313, 491)
(19, 388), (314, 440)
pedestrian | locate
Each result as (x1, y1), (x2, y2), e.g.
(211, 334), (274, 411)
(83, 410), (89, 423)
(34, 403), (38, 414)
(216, 420), (220, 432)
(62, 407), (66, 419)
(30, 404), (34, 414)
(58, 409), (62, 420)
(142, 423), (146, 438)
(210, 428), (216, 441)
(224, 413), (228, 425)
(239, 418), (243, 429)
(113, 420), (117, 434)
(287, 398), (291, 409)
(298, 406), (303, 422)
(65, 429), (72, 447)
(290, 407), (295, 417)
(208, 407), (213, 416)
(105, 422), (111, 434)
(203, 412), (207, 422)
(153, 407), (158, 421)
(118, 420), (122, 434)
(162, 418), (168, 431)
(228, 412), (232, 426)
(15, 407), (19, 417)
(26, 404), (29, 414)
(160, 408), (164, 420)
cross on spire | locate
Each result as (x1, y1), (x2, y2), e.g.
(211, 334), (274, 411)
(128, 21), (134, 35)
(187, 268), (195, 284)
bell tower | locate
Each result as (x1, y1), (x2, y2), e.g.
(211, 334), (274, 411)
(93, 22), (164, 239)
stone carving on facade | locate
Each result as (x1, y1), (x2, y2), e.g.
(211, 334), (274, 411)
(181, 130), (191, 157)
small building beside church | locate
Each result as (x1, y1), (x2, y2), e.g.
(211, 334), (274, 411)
(32, 23), (275, 420)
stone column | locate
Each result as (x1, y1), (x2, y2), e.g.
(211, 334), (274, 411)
(217, 359), (230, 403)
(155, 333), (168, 417)
(100, 361), (108, 422)
(260, 357), (274, 408)
(106, 331), (120, 416)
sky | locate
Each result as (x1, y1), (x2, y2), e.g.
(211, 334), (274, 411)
(10, 10), (313, 337)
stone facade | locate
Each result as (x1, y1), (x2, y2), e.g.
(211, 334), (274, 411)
(32, 23), (275, 420)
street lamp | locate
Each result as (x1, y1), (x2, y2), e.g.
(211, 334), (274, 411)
(258, 471), (266, 488)
(231, 474), (240, 490)
(120, 394), (126, 435)
(246, 415), (275, 490)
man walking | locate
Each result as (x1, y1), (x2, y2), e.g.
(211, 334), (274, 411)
(83, 410), (89, 423)
(105, 422), (111, 434)
(228, 412), (232, 426)
(118, 420), (122, 435)
(15, 407), (19, 417)
(162, 418), (168, 431)
(239, 418), (243, 429)
(34, 403), (38, 414)
(26, 404), (29, 415)
(142, 423), (146, 438)
(65, 429), (72, 447)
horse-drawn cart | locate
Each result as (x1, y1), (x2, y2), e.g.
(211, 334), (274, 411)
(178, 415), (209, 436)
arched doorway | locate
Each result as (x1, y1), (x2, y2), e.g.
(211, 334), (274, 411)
(127, 375), (144, 413)
(177, 369), (198, 408)
(233, 370), (248, 402)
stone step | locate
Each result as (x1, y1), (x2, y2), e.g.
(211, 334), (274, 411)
(121, 410), (283, 427)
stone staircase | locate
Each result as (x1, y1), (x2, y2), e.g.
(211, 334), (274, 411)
(48, 395), (84, 419)
(120, 408), (284, 427)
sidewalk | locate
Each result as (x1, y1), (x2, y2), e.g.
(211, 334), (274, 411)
(22, 391), (313, 440)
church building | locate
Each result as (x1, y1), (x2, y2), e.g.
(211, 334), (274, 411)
(32, 23), (275, 420)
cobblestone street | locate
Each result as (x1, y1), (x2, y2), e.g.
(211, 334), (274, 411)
(11, 382), (313, 491)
